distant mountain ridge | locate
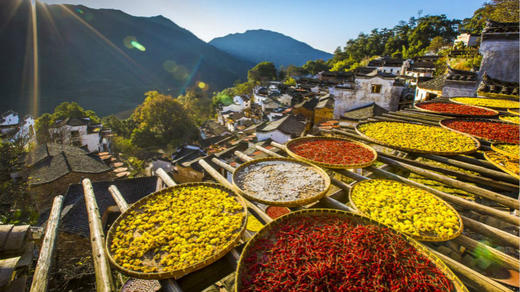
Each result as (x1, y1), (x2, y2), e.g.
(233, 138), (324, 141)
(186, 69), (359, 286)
(210, 29), (332, 67)
(0, 1), (253, 116)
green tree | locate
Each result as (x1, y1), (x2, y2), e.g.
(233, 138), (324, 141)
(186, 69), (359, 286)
(130, 91), (199, 148)
(284, 77), (296, 86)
(302, 59), (329, 75)
(247, 62), (277, 82)
(462, 0), (519, 34)
(425, 36), (450, 54)
(35, 113), (52, 144)
(286, 65), (309, 77)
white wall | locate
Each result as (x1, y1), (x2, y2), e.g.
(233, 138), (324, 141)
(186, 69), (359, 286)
(332, 77), (403, 118)
(1, 113), (19, 126)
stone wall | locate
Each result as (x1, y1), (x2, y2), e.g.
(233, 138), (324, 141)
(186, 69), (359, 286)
(479, 40), (519, 83)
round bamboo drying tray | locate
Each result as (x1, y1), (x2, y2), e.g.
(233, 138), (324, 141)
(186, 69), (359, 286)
(355, 121), (480, 155)
(232, 157), (331, 207)
(348, 179), (463, 242)
(439, 118), (520, 144)
(491, 143), (519, 160)
(508, 108), (520, 116)
(414, 101), (499, 118)
(234, 209), (467, 292)
(105, 182), (248, 280)
(285, 136), (377, 169)
(483, 151), (520, 180)
(449, 97), (520, 109)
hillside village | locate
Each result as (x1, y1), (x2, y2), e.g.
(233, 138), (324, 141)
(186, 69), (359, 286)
(0, 2), (519, 291)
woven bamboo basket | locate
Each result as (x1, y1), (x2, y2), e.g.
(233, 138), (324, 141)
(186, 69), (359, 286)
(483, 151), (520, 180)
(491, 143), (520, 160)
(499, 115), (520, 124)
(349, 179), (463, 242)
(508, 108), (520, 116)
(234, 209), (467, 292)
(439, 118), (520, 144)
(285, 136), (377, 169)
(105, 182), (248, 280)
(449, 97), (520, 109)
(477, 90), (519, 100)
(232, 157), (331, 207)
(355, 121), (480, 155)
(414, 100), (499, 118)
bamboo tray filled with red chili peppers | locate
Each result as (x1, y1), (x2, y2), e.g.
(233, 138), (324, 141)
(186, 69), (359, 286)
(235, 209), (467, 292)
(414, 101), (499, 118)
(285, 136), (377, 169)
(440, 118), (520, 144)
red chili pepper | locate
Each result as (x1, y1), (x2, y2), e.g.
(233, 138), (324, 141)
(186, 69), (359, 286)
(418, 102), (496, 116)
(240, 216), (454, 291)
(289, 139), (375, 165)
(443, 120), (519, 144)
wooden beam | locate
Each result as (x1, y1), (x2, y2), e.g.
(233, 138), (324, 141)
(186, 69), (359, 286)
(366, 166), (520, 226)
(378, 152), (518, 192)
(461, 216), (519, 248)
(156, 168), (177, 187)
(82, 179), (115, 292)
(108, 185), (129, 212)
(377, 156), (519, 210)
(454, 235), (519, 271)
(427, 247), (513, 292)
(30, 195), (64, 292)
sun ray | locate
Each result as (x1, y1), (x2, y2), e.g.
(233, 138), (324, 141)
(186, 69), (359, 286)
(0, 0), (24, 33)
(37, 1), (63, 42)
(30, 0), (39, 117)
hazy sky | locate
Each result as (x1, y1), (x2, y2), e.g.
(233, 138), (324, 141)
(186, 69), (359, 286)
(40, 0), (485, 53)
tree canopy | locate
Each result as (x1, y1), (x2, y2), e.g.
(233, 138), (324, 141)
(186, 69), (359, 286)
(247, 61), (277, 82)
(462, 0), (519, 34)
(130, 91), (199, 148)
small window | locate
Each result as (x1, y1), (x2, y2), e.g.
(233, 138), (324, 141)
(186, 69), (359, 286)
(371, 84), (382, 94)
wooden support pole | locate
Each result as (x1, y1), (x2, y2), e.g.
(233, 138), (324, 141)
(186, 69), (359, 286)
(82, 179), (115, 292)
(461, 216), (519, 248)
(254, 145), (283, 158)
(108, 185), (130, 212)
(156, 168), (177, 187)
(427, 247), (513, 292)
(377, 156), (519, 210)
(30, 195), (64, 292)
(197, 159), (273, 224)
(454, 235), (520, 271)
(378, 152), (518, 192)
(211, 158), (236, 173)
(366, 166), (520, 225)
(422, 154), (518, 184)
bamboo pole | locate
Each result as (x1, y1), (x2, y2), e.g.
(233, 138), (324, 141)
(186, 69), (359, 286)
(377, 156), (519, 210)
(30, 195), (64, 292)
(82, 179), (115, 292)
(427, 247), (513, 292)
(422, 154), (518, 184)
(366, 166), (520, 225)
(454, 235), (519, 270)
(254, 145), (283, 158)
(108, 185), (129, 212)
(378, 152), (518, 192)
(382, 112), (440, 126)
(197, 159), (273, 224)
(394, 110), (446, 122)
(156, 168), (177, 187)
(461, 216), (519, 248)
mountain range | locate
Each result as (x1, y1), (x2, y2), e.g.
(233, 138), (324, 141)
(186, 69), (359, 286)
(210, 29), (332, 67)
(0, 1), (331, 116)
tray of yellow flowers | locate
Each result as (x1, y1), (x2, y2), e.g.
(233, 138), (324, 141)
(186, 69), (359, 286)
(105, 182), (247, 279)
(349, 179), (463, 242)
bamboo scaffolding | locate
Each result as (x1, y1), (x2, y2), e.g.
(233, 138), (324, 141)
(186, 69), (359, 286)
(427, 248), (513, 292)
(252, 141), (517, 290)
(377, 156), (519, 210)
(30, 195), (64, 292)
(393, 110), (447, 122)
(382, 112), (440, 126)
(461, 216), (519, 248)
(366, 166), (520, 226)
(453, 235), (519, 270)
(377, 152), (518, 192)
(82, 178), (115, 292)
